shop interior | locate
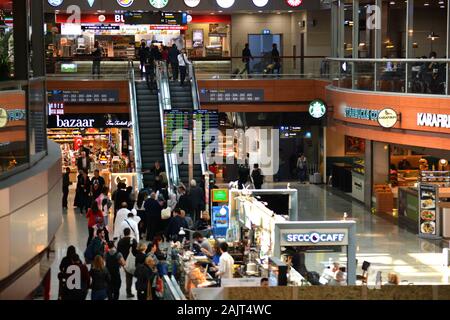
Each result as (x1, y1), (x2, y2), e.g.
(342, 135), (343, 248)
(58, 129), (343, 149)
(47, 127), (134, 181)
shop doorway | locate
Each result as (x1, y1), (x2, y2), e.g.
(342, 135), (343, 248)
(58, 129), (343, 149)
(248, 34), (282, 74)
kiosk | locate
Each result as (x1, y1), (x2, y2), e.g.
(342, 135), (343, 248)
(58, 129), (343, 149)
(273, 221), (357, 285)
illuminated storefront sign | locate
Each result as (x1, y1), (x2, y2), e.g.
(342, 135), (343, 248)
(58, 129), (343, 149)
(377, 108), (399, 128)
(149, 0), (169, 9)
(417, 113), (450, 128)
(344, 107), (380, 121)
(48, 0), (63, 7)
(280, 229), (349, 246)
(286, 0), (302, 7)
(117, 0), (134, 8)
(309, 99), (327, 119)
(49, 114), (131, 128)
(184, 0), (201, 7)
(0, 108), (26, 128)
(216, 0), (235, 9)
(252, 0), (269, 7)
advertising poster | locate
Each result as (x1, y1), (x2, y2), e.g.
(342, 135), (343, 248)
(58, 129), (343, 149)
(418, 184), (439, 238)
(212, 205), (229, 238)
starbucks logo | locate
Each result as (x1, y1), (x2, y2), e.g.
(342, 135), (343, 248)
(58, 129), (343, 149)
(309, 99), (326, 119)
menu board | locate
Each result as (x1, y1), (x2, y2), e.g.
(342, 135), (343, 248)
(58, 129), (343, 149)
(163, 110), (190, 153)
(47, 90), (119, 104)
(193, 110), (219, 153)
(212, 205), (229, 238)
(418, 184), (440, 239)
(199, 89), (264, 103)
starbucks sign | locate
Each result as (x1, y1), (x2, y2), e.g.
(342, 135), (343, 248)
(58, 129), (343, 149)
(309, 99), (327, 119)
(377, 108), (399, 128)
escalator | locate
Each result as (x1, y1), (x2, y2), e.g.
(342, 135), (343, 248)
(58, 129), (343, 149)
(135, 81), (164, 188)
(168, 81), (203, 186)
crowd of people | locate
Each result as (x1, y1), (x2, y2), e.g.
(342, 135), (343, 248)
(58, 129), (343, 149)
(138, 41), (192, 90)
(58, 159), (218, 300)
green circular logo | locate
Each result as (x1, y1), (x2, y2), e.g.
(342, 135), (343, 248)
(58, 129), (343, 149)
(149, 0), (169, 9)
(309, 99), (326, 119)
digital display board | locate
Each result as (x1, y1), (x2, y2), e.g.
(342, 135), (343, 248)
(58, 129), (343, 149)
(193, 110), (219, 153)
(163, 110), (190, 153)
(124, 11), (187, 25)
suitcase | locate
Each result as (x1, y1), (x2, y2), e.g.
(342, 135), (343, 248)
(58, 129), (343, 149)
(309, 173), (322, 184)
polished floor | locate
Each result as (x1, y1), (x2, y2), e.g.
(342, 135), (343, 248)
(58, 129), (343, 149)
(49, 182), (450, 299)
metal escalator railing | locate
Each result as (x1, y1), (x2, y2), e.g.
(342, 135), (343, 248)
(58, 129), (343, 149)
(156, 61), (180, 191)
(127, 61), (143, 190)
(188, 63), (208, 176)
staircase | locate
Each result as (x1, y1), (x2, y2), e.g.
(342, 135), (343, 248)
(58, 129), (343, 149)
(135, 81), (164, 187)
(169, 81), (203, 186)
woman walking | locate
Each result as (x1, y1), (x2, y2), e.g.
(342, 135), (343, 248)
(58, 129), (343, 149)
(89, 255), (111, 300)
(86, 201), (104, 247)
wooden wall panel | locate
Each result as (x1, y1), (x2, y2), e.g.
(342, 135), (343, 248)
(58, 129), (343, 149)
(197, 79), (328, 112)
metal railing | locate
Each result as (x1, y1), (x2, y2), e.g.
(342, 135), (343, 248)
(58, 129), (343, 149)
(155, 61), (180, 190)
(127, 61), (143, 191)
(327, 57), (450, 96)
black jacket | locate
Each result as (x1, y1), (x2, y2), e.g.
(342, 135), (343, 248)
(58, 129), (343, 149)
(177, 194), (192, 215)
(77, 157), (90, 171)
(117, 236), (138, 261)
(194, 218), (209, 231)
(135, 264), (156, 292)
(168, 46), (180, 63)
(272, 48), (280, 63)
(242, 47), (252, 62)
(89, 268), (111, 291)
(63, 172), (71, 188)
(189, 186), (205, 212)
(77, 175), (91, 194)
(166, 215), (188, 240)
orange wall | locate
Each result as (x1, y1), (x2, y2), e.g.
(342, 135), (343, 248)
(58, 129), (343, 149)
(327, 86), (450, 150)
(198, 79), (328, 112)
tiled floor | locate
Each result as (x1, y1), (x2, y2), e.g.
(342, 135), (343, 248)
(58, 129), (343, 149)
(49, 182), (450, 299)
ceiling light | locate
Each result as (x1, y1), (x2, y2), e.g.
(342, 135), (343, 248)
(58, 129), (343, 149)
(258, 10), (263, 13)
(428, 31), (440, 40)
(277, 12), (281, 14)
(389, 1), (395, 4)
(424, 2), (429, 6)
(288, 10), (293, 12)
(210, 12), (215, 15)
(441, 5), (446, 8)
(439, 0), (444, 3)
(218, 10), (223, 12)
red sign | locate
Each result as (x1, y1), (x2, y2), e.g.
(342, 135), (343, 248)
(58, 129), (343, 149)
(149, 25), (188, 30)
(286, 0), (303, 7)
(56, 14), (125, 24)
(73, 137), (83, 151)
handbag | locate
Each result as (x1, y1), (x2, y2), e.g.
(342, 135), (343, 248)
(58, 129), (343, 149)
(124, 243), (136, 275)
(161, 207), (171, 220)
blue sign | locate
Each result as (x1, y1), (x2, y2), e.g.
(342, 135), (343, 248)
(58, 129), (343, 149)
(212, 205), (229, 238)
(262, 29), (271, 34)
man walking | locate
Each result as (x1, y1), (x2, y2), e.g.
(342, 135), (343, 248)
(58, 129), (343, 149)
(297, 154), (308, 184)
(62, 167), (72, 209)
(178, 49), (191, 86)
(169, 44), (180, 81)
(240, 43), (253, 77)
(271, 43), (281, 76)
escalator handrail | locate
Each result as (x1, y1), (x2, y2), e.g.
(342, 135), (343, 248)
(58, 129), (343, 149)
(127, 61), (143, 191)
(188, 63), (208, 175)
(156, 62), (180, 191)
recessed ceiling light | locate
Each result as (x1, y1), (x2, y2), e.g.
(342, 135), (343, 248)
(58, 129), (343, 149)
(424, 2), (429, 6)
(440, 5), (446, 8)
(389, 1), (395, 4)
(439, 0), (444, 3)
(288, 10), (293, 12)
(210, 12), (215, 15)
(258, 10), (263, 13)
(218, 10), (223, 12)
